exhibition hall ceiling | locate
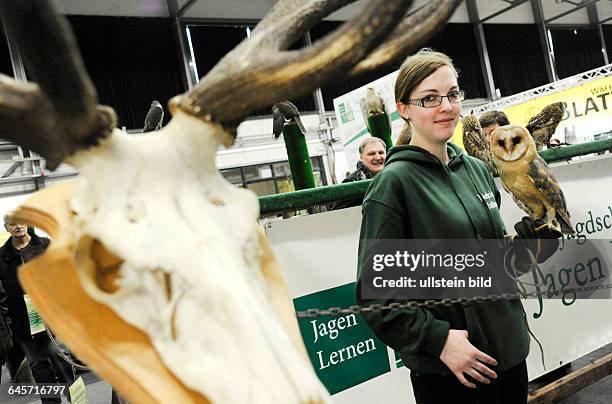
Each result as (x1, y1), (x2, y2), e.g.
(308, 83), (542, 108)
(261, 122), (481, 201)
(50, 0), (612, 25)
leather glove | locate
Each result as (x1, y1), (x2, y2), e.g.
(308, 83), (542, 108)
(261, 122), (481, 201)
(514, 217), (562, 240)
(512, 217), (560, 264)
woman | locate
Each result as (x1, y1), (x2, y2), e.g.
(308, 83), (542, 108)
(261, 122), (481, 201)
(356, 49), (553, 404)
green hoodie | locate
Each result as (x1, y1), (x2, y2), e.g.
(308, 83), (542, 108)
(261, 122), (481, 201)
(356, 142), (530, 374)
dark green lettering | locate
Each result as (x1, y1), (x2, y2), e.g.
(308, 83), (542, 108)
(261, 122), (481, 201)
(572, 102), (583, 117)
(574, 262), (587, 286)
(584, 97), (599, 115)
(545, 273), (557, 298)
(595, 216), (603, 232)
(561, 102), (570, 120)
(596, 92), (610, 110)
(587, 256), (605, 281)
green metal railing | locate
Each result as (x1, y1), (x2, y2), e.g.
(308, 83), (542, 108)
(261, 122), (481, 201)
(259, 137), (612, 215)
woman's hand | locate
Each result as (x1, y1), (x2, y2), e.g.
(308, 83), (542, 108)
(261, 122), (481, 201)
(439, 329), (498, 388)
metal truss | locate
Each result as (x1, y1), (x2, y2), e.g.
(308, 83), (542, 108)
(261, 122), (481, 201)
(471, 63), (612, 114)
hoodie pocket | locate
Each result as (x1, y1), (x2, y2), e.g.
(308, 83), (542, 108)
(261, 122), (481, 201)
(464, 305), (489, 353)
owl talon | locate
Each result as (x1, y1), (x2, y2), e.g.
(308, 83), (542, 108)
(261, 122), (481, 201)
(534, 223), (549, 232)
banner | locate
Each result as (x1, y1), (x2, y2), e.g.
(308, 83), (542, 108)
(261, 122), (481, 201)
(333, 71), (404, 173)
(265, 155), (612, 403)
(458, 74), (612, 147)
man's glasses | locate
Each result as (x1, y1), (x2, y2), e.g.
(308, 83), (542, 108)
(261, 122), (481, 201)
(404, 90), (465, 108)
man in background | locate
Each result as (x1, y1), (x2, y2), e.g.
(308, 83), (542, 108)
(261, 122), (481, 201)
(330, 137), (387, 210)
(0, 217), (72, 403)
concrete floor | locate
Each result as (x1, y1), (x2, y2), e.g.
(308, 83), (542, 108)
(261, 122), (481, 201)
(0, 344), (610, 403)
(552, 343), (612, 404)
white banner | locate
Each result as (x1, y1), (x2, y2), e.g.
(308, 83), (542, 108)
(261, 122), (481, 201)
(333, 71), (404, 175)
(265, 154), (612, 402)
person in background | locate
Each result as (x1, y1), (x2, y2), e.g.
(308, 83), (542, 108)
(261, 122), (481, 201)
(479, 110), (510, 141)
(330, 136), (387, 210)
(0, 217), (72, 403)
(0, 277), (12, 384)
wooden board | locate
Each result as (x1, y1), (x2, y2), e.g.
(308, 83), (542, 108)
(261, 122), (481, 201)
(528, 352), (612, 403)
(12, 181), (208, 403)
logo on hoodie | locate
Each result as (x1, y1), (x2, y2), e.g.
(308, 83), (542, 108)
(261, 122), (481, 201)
(477, 191), (498, 210)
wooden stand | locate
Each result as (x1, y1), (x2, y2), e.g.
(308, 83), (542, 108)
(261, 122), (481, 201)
(11, 181), (314, 403)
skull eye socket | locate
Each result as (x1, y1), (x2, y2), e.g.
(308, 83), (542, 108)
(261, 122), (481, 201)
(512, 137), (521, 145)
(497, 140), (505, 147)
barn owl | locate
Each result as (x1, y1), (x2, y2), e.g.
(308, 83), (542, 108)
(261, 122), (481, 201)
(490, 125), (574, 234)
(461, 115), (497, 176)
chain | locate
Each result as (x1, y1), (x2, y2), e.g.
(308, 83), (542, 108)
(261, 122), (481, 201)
(45, 325), (89, 371)
(295, 283), (612, 318)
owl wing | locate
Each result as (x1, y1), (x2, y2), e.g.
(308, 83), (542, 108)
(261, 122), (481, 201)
(272, 106), (285, 139)
(528, 155), (573, 232)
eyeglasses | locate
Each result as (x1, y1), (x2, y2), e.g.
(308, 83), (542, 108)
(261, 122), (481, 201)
(404, 90), (465, 108)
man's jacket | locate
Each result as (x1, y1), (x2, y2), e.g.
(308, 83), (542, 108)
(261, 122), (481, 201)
(0, 231), (50, 342)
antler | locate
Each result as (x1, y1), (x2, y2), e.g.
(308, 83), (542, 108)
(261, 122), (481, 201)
(0, 0), (460, 167)
(174, 0), (414, 133)
(349, 0), (463, 76)
(0, 1), (116, 170)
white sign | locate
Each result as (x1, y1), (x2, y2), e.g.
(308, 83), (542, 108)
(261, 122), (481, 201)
(265, 154), (612, 403)
(333, 71), (403, 175)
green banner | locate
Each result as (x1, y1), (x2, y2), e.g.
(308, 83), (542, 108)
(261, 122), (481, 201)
(293, 283), (390, 394)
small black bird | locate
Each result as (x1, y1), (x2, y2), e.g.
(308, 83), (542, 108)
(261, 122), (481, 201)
(272, 101), (306, 139)
(143, 100), (164, 133)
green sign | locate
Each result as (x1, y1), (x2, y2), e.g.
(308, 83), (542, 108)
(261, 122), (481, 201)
(293, 282), (390, 394)
(338, 103), (355, 124)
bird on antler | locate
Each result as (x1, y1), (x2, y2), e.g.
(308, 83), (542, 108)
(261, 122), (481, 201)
(525, 102), (566, 150)
(0, 0), (462, 403)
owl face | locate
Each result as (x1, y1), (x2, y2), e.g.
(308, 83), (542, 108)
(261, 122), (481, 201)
(490, 125), (532, 162)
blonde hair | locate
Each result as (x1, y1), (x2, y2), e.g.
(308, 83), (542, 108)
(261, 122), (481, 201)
(395, 123), (412, 146)
(394, 49), (458, 143)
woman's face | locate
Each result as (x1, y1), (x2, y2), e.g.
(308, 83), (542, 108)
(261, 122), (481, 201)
(396, 66), (461, 144)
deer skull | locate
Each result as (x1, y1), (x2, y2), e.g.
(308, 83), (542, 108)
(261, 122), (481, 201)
(0, 0), (461, 402)
(69, 112), (324, 402)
